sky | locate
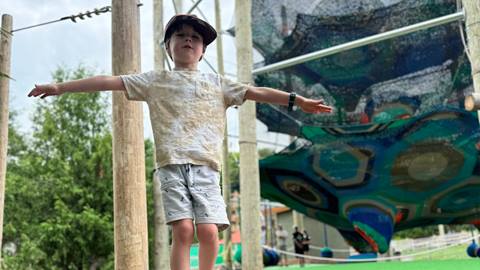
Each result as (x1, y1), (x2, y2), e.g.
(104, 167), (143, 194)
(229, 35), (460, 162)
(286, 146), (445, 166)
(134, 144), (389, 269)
(1, 0), (290, 152)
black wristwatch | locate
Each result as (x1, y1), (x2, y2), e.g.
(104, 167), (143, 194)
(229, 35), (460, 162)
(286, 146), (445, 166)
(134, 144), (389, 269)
(288, 92), (296, 112)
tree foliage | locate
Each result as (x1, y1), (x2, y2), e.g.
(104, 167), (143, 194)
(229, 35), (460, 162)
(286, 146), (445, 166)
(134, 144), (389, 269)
(3, 66), (115, 269)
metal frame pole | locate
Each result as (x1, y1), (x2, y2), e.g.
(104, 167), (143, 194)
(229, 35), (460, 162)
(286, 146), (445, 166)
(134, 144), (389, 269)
(253, 11), (464, 75)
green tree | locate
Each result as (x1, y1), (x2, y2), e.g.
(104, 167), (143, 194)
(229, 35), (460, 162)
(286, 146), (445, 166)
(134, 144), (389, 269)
(394, 225), (438, 239)
(227, 148), (275, 191)
(3, 65), (115, 269)
(227, 152), (240, 191)
(144, 139), (159, 268)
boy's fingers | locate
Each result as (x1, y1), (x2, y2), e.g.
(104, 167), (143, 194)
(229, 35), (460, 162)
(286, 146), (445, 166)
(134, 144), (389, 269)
(317, 106), (332, 113)
(318, 104), (332, 110)
(28, 89), (37, 97)
(28, 85), (41, 97)
(32, 90), (42, 97)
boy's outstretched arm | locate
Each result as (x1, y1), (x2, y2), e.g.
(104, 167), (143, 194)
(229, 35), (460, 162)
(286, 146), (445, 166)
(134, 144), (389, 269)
(244, 86), (333, 114)
(28, 75), (126, 99)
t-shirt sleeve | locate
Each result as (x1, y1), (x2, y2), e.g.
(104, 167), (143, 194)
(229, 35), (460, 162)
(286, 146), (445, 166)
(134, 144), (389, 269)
(220, 75), (249, 107)
(120, 71), (157, 101)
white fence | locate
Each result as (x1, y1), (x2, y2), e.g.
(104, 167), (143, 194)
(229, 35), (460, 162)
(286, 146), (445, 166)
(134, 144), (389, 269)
(391, 231), (474, 253)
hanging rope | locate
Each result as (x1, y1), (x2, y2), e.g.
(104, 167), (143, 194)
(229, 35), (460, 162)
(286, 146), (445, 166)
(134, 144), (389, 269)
(11, 3), (143, 33)
(457, 0), (472, 62)
(0, 26), (12, 37)
(188, 0), (209, 22)
(186, 0), (204, 14)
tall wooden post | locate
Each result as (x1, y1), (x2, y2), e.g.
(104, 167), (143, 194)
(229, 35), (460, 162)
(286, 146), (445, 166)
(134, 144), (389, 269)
(214, 0), (233, 268)
(174, 0), (184, 13)
(152, 148), (170, 270)
(154, 0), (166, 73)
(235, 0), (263, 269)
(153, 0), (171, 269)
(0, 14), (12, 263)
(111, 1), (148, 269)
(464, 1), (480, 101)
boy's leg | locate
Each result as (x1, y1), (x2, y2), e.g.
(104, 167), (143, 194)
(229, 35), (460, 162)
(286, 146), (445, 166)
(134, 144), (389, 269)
(171, 219), (195, 270)
(196, 223), (219, 270)
(188, 165), (229, 269)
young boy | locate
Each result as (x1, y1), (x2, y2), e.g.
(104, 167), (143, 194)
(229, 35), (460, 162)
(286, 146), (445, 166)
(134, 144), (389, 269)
(28, 14), (332, 270)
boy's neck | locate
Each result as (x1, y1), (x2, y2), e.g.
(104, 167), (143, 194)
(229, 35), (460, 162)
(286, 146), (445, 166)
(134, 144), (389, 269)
(173, 63), (199, 71)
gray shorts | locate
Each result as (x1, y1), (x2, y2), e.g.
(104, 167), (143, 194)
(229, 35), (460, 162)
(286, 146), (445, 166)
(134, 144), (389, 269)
(155, 164), (229, 232)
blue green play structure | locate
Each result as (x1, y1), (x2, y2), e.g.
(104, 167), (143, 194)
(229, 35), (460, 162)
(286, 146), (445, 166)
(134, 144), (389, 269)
(247, 0), (480, 257)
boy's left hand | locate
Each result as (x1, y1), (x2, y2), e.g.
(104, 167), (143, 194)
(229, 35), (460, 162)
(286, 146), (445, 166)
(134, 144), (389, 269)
(297, 97), (333, 114)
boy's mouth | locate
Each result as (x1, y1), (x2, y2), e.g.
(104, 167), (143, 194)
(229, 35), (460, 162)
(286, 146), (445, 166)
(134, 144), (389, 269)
(183, 45), (193, 49)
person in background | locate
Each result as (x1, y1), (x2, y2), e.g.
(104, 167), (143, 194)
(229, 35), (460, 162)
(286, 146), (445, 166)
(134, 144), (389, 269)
(261, 225), (267, 245)
(303, 229), (311, 263)
(275, 224), (289, 266)
(292, 226), (305, 267)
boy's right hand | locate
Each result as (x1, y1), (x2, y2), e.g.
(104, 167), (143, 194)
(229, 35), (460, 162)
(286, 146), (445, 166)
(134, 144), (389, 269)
(28, 84), (63, 99)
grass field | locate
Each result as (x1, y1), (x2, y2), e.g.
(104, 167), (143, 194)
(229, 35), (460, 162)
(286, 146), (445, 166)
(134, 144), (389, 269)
(265, 259), (480, 270)
(402, 243), (470, 260)
(191, 241), (479, 269)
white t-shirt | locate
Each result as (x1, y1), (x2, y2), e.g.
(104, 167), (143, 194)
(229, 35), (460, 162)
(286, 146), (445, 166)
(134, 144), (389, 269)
(121, 70), (248, 171)
(276, 229), (289, 247)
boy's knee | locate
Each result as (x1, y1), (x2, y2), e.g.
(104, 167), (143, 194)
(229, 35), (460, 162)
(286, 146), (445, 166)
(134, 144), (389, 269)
(196, 224), (218, 244)
(172, 220), (195, 245)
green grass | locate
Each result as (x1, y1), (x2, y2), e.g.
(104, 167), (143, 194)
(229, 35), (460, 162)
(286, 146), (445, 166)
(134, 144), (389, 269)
(401, 244), (470, 260)
(266, 260), (480, 270)
(191, 242), (476, 269)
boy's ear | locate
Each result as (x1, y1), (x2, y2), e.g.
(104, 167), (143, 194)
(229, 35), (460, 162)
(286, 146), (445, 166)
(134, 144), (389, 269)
(165, 40), (173, 60)
(199, 45), (206, 62)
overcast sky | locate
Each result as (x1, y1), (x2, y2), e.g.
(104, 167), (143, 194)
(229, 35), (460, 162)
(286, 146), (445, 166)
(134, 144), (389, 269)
(1, 0), (290, 152)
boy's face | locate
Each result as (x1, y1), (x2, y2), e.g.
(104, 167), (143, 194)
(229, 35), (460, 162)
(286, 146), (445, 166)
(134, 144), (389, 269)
(167, 24), (205, 67)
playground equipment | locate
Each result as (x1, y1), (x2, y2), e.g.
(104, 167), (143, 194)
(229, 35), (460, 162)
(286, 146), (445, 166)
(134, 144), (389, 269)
(320, 247), (333, 258)
(466, 240), (479, 257)
(252, 0), (480, 254)
(233, 245), (280, 266)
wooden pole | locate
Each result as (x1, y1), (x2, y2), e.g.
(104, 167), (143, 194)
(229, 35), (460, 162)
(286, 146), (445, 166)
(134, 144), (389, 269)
(0, 14), (12, 263)
(111, 1), (148, 269)
(235, 0), (263, 269)
(152, 0), (171, 269)
(154, 0), (166, 73)
(152, 149), (170, 270)
(464, 1), (480, 107)
(214, 1), (233, 268)
(174, 0), (184, 13)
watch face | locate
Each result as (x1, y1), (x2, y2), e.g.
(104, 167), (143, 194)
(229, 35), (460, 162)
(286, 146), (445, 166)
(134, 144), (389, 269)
(288, 92), (296, 111)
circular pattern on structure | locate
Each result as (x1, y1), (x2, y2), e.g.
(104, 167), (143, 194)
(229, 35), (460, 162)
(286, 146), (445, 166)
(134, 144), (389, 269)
(391, 142), (463, 192)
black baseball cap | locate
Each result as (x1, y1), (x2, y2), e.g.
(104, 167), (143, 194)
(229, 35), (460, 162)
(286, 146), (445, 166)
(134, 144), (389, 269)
(164, 14), (217, 45)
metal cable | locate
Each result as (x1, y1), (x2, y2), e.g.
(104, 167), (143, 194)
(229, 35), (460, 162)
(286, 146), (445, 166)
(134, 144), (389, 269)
(11, 4), (143, 33)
